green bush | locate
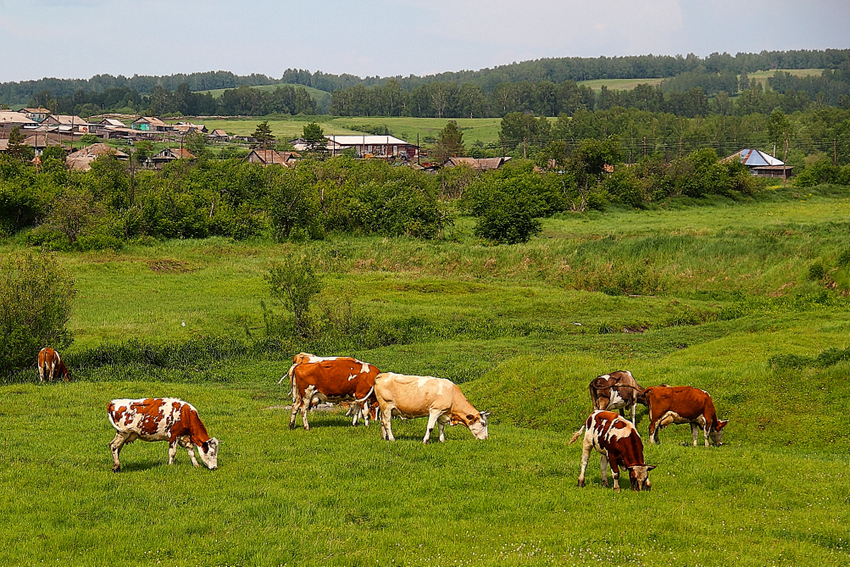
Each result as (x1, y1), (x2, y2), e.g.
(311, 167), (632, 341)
(0, 251), (76, 374)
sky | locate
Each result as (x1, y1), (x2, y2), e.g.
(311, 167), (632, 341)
(1, 0), (849, 83)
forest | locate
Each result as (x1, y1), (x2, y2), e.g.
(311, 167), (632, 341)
(3, 49), (850, 119)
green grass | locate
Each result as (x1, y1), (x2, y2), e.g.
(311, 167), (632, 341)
(196, 116), (503, 146)
(2, 187), (850, 564)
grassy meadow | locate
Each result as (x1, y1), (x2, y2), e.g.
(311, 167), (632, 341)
(197, 116), (503, 147)
(2, 185), (850, 565)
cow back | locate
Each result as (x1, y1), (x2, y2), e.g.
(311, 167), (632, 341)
(645, 385), (715, 421)
(293, 357), (380, 400)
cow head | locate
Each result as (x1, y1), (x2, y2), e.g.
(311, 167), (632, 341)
(466, 411), (490, 440)
(709, 419), (729, 446)
(198, 438), (220, 470)
(627, 464), (656, 491)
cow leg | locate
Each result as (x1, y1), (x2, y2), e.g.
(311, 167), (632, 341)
(630, 402), (637, 425)
(48, 362), (55, 382)
(168, 441), (178, 465)
(577, 435), (592, 488)
(648, 419), (659, 444)
(422, 410), (442, 444)
(38, 363), (45, 383)
(178, 436), (200, 467)
(289, 390), (303, 430)
(689, 422), (700, 447)
(380, 405), (394, 441)
(301, 386), (317, 431)
(109, 432), (128, 472)
(599, 454), (611, 489)
(607, 456), (621, 492)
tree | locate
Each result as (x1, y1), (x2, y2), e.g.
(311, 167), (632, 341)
(183, 131), (209, 158)
(265, 255), (323, 338)
(6, 126), (33, 162)
(499, 112), (551, 156)
(0, 250), (76, 374)
(768, 109), (791, 160)
(252, 121), (276, 147)
(432, 120), (465, 162)
(302, 122), (328, 156)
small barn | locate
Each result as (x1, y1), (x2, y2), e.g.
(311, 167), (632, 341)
(246, 149), (299, 167)
(724, 149), (793, 178)
(149, 147), (196, 168)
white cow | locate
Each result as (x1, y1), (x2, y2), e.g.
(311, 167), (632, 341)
(374, 372), (489, 443)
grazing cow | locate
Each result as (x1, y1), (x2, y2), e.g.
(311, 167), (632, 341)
(37, 347), (71, 382)
(644, 385), (728, 447)
(588, 370), (645, 424)
(569, 410), (655, 492)
(374, 372), (490, 443)
(281, 353), (381, 430)
(107, 398), (219, 472)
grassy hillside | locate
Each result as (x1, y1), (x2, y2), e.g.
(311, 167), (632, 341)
(1, 186), (849, 565)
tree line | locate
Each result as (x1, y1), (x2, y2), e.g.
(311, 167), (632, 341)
(4, 48), (850, 108)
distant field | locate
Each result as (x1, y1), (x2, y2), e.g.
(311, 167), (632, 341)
(578, 78), (665, 91)
(196, 116), (503, 146)
(579, 68), (823, 91)
(197, 83), (329, 102)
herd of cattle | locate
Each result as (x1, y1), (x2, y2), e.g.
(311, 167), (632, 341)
(38, 348), (728, 490)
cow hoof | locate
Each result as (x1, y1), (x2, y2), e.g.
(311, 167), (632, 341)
(112, 466), (120, 473)
(578, 480), (585, 488)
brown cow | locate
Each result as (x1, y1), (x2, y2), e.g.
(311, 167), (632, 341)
(644, 385), (728, 447)
(37, 348), (71, 382)
(374, 372), (489, 443)
(282, 353), (381, 430)
(569, 410), (655, 492)
(107, 398), (219, 472)
(588, 370), (645, 424)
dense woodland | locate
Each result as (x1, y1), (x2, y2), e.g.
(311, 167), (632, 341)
(3, 50), (850, 119)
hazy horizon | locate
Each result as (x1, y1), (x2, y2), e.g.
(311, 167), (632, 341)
(2, 0), (848, 84)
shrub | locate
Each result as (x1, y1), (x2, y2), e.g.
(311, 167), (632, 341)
(0, 250), (76, 374)
(473, 197), (542, 245)
(265, 255), (323, 338)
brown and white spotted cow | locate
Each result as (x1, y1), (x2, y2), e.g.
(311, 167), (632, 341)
(569, 410), (655, 492)
(37, 347), (71, 382)
(281, 353), (381, 430)
(107, 398), (219, 472)
(588, 370), (645, 424)
(374, 372), (489, 443)
(644, 385), (728, 447)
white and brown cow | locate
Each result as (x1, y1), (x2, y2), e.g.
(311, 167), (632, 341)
(281, 353), (381, 430)
(374, 372), (489, 443)
(588, 370), (645, 424)
(37, 347), (71, 382)
(645, 385), (728, 447)
(107, 398), (219, 472)
(569, 410), (655, 492)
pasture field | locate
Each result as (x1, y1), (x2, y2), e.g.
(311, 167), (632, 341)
(196, 116), (503, 147)
(2, 185), (850, 565)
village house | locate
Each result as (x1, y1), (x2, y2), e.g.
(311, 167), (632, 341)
(299, 134), (418, 159)
(245, 148), (299, 166)
(41, 114), (92, 134)
(207, 129), (229, 143)
(131, 116), (171, 133)
(724, 148), (793, 178)
(66, 143), (129, 171)
(0, 110), (37, 137)
(149, 147), (195, 168)
(444, 156), (512, 171)
(18, 107), (51, 123)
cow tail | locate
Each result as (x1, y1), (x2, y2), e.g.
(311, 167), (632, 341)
(354, 385), (375, 404)
(568, 425), (586, 445)
(278, 363), (298, 386)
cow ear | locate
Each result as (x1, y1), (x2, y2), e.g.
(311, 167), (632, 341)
(646, 465), (657, 471)
(717, 420), (729, 430)
(466, 414), (476, 423)
(201, 441), (209, 453)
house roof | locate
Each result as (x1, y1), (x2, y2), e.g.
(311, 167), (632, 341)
(70, 143), (128, 159)
(100, 118), (125, 127)
(0, 110), (37, 125)
(209, 129), (228, 137)
(46, 114), (88, 126)
(152, 147), (196, 160)
(133, 116), (169, 127)
(21, 107), (51, 114)
(246, 149), (299, 165)
(724, 149), (785, 167)
(326, 135), (412, 146)
(445, 156), (511, 171)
